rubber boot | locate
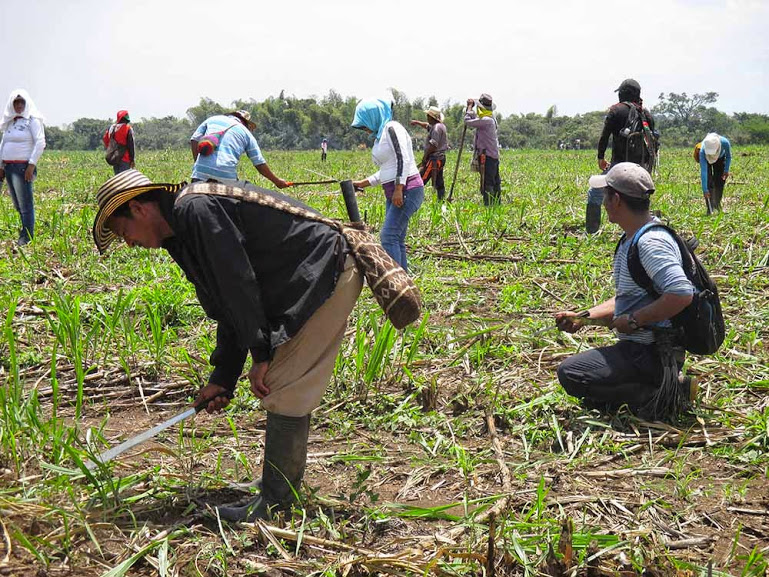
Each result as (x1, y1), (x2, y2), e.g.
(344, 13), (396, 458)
(217, 412), (310, 522)
(585, 203), (601, 234)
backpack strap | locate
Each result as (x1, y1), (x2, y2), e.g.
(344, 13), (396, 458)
(626, 222), (695, 299)
(177, 181), (344, 232)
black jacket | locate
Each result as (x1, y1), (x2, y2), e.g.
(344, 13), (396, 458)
(597, 102), (656, 164)
(158, 183), (347, 392)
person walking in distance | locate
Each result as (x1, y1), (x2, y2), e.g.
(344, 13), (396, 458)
(103, 110), (136, 174)
(585, 79), (657, 233)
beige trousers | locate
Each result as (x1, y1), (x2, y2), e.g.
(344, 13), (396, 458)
(261, 256), (362, 417)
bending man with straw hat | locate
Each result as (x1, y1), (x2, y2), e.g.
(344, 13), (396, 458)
(92, 170), (363, 521)
(190, 110), (288, 189)
(411, 105), (449, 201)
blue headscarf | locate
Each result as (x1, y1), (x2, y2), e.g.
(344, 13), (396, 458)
(351, 99), (392, 141)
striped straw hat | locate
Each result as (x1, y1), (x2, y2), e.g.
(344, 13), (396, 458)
(92, 169), (184, 254)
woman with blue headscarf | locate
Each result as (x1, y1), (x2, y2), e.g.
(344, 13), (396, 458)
(352, 99), (424, 272)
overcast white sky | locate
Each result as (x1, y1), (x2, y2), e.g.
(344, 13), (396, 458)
(2, 0), (767, 126)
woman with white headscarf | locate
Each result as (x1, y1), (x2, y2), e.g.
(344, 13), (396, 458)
(696, 132), (731, 215)
(0, 89), (46, 245)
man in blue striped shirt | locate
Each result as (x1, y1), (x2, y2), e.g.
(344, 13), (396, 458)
(554, 163), (695, 416)
(190, 111), (288, 188)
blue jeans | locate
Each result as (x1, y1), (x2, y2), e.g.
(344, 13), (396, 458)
(380, 185), (424, 272)
(587, 165), (612, 207)
(4, 163), (35, 242)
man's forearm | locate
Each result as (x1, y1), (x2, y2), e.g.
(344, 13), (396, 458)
(190, 140), (199, 161)
(587, 297), (616, 325)
(632, 293), (693, 326)
(256, 162), (282, 186)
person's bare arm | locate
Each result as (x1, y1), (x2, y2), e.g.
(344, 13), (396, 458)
(555, 297), (616, 333)
(256, 163), (288, 188)
(190, 140), (199, 161)
(613, 293), (693, 334)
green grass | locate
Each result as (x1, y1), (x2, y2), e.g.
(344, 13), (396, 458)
(0, 147), (767, 575)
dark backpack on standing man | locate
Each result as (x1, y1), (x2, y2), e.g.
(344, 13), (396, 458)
(622, 222), (725, 355)
(105, 124), (127, 166)
(618, 102), (658, 173)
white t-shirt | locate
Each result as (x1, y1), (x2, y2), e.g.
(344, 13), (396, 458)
(0, 117), (46, 165)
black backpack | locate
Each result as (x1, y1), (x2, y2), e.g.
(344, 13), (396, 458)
(621, 222), (725, 355)
(618, 102), (658, 173)
(105, 125), (127, 166)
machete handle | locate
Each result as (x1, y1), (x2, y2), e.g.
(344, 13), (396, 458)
(194, 388), (234, 413)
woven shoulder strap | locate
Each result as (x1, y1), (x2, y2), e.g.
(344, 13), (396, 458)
(177, 181), (344, 231)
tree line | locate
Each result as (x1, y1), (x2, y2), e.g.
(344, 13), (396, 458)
(42, 89), (769, 152)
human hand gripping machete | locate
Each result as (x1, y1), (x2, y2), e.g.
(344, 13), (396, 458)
(532, 310), (606, 337)
(84, 391), (229, 471)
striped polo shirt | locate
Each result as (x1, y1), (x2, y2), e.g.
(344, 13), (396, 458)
(613, 222), (694, 345)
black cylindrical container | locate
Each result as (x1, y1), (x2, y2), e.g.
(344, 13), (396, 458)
(340, 180), (361, 222)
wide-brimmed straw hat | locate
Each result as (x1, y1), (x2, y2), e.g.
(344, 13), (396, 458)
(425, 105), (444, 122)
(229, 109), (256, 130)
(702, 133), (722, 164)
(92, 169), (184, 254)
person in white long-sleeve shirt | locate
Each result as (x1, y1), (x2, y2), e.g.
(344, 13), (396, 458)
(351, 99), (424, 272)
(0, 89), (46, 245)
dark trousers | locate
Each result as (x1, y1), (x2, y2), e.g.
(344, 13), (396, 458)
(557, 340), (684, 412)
(706, 157), (726, 209)
(482, 156), (501, 205)
(420, 155), (446, 200)
(113, 160), (131, 175)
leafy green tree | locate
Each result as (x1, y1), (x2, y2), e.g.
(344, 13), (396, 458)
(38, 90), (769, 151)
(186, 98), (227, 127)
(653, 92), (719, 135)
(71, 118), (109, 150)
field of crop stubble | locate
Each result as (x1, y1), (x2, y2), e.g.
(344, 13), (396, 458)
(0, 146), (768, 576)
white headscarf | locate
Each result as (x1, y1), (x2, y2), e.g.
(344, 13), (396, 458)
(1, 88), (45, 131)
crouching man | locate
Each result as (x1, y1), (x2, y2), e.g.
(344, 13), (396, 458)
(555, 163), (696, 418)
(92, 170), (362, 520)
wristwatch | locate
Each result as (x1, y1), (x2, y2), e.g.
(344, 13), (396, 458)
(627, 313), (640, 331)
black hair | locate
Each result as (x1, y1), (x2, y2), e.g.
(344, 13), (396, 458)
(620, 192), (650, 213)
(109, 188), (167, 220)
(606, 187), (651, 213)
